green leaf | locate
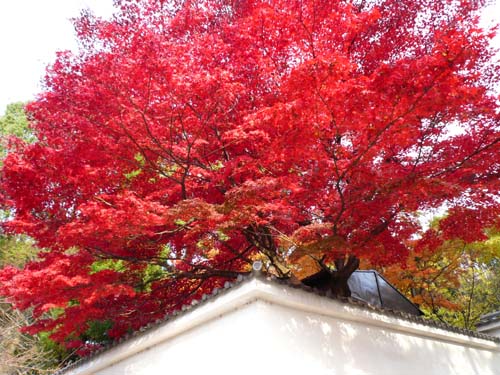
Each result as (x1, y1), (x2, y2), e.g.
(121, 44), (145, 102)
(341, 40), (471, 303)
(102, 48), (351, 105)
(90, 259), (125, 274)
(124, 168), (142, 180)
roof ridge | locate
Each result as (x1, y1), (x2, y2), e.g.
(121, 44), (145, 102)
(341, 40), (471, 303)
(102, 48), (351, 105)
(53, 271), (500, 374)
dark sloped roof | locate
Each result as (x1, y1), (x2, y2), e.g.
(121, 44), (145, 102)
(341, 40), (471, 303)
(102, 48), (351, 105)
(478, 311), (500, 327)
(54, 270), (499, 374)
(350, 270), (423, 315)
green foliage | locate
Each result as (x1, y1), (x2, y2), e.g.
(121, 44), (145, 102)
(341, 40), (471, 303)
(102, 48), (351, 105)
(423, 259), (500, 330)
(140, 264), (168, 292)
(37, 332), (72, 367)
(0, 102), (31, 140)
(174, 219), (187, 226)
(0, 235), (38, 268)
(124, 168), (142, 180)
(83, 320), (113, 343)
(134, 152), (145, 166)
(0, 103), (64, 373)
(209, 160), (224, 171)
(90, 259), (126, 274)
(0, 102), (35, 159)
(0, 234), (67, 374)
(386, 226), (500, 330)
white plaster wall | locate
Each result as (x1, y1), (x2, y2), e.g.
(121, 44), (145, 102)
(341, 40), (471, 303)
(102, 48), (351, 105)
(250, 301), (500, 375)
(97, 302), (266, 375)
(94, 299), (500, 375)
(63, 279), (500, 375)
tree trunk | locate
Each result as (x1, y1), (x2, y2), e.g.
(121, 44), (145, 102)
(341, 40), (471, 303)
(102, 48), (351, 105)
(301, 254), (360, 298)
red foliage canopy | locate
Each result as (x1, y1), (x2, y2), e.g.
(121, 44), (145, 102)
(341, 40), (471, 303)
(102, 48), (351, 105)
(1, 0), (499, 350)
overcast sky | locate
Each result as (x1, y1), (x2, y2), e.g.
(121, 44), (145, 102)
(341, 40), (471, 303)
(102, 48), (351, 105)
(0, 0), (499, 115)
(0, 0), (114, 113)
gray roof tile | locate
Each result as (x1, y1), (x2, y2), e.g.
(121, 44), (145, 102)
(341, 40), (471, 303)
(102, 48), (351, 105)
(53, 271), (500, 374)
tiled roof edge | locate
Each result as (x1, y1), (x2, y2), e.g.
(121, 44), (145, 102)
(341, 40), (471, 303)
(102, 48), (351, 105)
(268, 275), (500, 343)
(478, 311), (500, 326)
(53, 272), (253, 374)
(53, 272), (500, 374)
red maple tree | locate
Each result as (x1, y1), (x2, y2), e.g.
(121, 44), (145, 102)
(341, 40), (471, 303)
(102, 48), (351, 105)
(1, 0), (499, 351)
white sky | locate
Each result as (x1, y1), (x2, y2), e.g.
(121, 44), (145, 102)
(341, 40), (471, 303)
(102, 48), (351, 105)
(0, 0), (115, 113)
(0, 0), (499, 115)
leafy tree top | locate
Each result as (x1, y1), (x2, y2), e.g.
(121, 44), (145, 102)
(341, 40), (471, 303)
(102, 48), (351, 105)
(0, 0), (499, 352)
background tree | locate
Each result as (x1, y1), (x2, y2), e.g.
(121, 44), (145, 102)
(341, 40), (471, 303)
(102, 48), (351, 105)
(0, 102), (35, 160)
(0, 242), (67, 375)
(385, 224), (500, 330)
(0, 103), (66, 374)
(0, 0), (499, 353)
